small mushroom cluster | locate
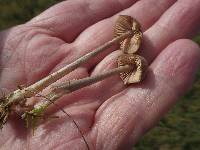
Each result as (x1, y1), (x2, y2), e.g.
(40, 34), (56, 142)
(114, 15), (148, 85)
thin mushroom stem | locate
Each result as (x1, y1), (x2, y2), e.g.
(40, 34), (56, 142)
(22, 65), (132, 119)
(6, 31), (133, 106)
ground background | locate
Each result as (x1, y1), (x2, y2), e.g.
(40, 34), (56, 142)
(0, 1), (199, 150)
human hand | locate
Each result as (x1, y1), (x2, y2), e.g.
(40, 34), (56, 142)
(0, 0), (200, 149)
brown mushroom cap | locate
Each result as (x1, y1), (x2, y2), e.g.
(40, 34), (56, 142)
(114, 15), (142, 54)
(114, 15), (141, 37)
(117, 54), (148, 85)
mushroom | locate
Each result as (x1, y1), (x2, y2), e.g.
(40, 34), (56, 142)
(114, 15), (143, 54)
(118, 54), (148, 84)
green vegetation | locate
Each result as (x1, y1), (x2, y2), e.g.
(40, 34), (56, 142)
(194, 36), (200, 45)
(0, 1), (200, 149)
(0, 0), (61, 29)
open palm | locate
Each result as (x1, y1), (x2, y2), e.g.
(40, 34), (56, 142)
(0, 0), (200, 149)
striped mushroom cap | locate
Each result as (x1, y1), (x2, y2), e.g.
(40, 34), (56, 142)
(114, 15), (142, 54)
(117, 54), (148, 85)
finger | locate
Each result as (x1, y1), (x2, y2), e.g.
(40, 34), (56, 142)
(90, 39), (200, 150)
(141, 0), (200, 62)
(29, 0), (138, 42)
(89, 50), (123, 100)
(55, 0), (176, 71)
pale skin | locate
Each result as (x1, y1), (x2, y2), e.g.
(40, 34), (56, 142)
(0, 0), (200, 149)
